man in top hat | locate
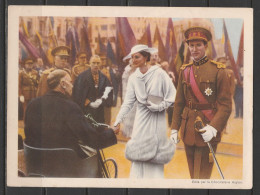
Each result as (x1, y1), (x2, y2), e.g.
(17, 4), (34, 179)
(19, 58), (39, 117)
(37, 46), (71, 97)
(72, 55), (113, 124)
(170, 27), (232, 179)
(71, 51), (90, 83)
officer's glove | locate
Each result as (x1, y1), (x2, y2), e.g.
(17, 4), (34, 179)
(170, 129), (179, 144)
(20, 96), (25, 103)
(102, 86), (113, 100)
(89, 99), (103, 109)
(199, 125), (217, 142)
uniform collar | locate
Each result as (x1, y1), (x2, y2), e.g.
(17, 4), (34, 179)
(193, 56), (208, 66)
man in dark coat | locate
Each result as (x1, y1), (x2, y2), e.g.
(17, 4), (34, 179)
(24, 69), (117, 158)
(73, 55), (113, 123)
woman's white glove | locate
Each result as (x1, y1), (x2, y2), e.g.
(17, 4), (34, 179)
(199, 125), (217, 142)
(170, 129), (179, 144)
(89, 99), (102, 109)
(20, 96), (25, 103)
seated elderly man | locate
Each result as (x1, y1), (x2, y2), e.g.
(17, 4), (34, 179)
(24, 69), (117, 159)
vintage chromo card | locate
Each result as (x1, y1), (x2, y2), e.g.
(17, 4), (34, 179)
(7, 6), (253, 189)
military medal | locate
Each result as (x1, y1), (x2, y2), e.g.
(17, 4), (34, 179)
(204, 87), (213, 96)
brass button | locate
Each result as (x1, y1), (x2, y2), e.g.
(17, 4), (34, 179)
(195, 75), (198, 78)
(197, 67), (199, 69)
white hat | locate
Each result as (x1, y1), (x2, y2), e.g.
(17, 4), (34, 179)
(123, 44), (158, 62)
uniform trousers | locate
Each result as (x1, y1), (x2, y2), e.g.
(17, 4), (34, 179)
(130, 161), (164, 178)
(184, 144), (217, 179)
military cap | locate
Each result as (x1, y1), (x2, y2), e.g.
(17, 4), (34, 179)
(51, 46), (70, 57)
(184, 26), (212, 42)
(77, 51), (87, 58)
(22, 58), (34, 65)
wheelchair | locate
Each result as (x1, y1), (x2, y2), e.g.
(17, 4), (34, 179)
(22, 114), (118, 178)
(84, 113), (118, 178)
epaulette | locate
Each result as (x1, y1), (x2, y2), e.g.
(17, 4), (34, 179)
(180, 62), (193, 70)
(211, 60), (226, 69)
(43, 68), (55, 75)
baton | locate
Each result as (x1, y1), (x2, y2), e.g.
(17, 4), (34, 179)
(194, 116), (225, 179)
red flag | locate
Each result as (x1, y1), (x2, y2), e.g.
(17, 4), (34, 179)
(223, 20), (241, 85)
(95, 33), (107, 56)
(153, 25), (167, 61)
(165, 18), (178, 86)
(236, 23), (244, 68)
(116, 17), (136, 56)
(115, 17), (136, 72)
(165, 18), (177, 65)
(19, 31), (40, 59)
(139, 24), (152, 47)
(80, 18), (92, 62)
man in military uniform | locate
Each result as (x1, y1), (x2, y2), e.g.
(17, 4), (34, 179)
(36, 46), (71, 97)
(19, 58), (39, 117)
(72, 55), (113, 123)
(71, 51), (90, 83)
(170, 27), (232, 179)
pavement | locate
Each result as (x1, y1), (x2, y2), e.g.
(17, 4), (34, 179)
(18, 99), (243, 179)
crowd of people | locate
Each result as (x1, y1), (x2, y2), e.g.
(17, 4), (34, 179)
(18, 26), (242, 179)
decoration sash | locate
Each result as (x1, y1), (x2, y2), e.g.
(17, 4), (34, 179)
(184, 66), (214, 121)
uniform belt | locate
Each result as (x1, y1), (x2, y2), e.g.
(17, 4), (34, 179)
(185, 101), (216, 110)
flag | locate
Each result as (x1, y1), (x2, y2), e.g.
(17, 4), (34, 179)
(138, 24), (152, 47)
(107, 40), (116, 65)
(35, 31), (51, 67)
(115, 17), (136, 72)
(236, 23), (244, 68)
(21, 18), (30, 38)
(115, 17), (136, 57)
(184, 43), (191, 64)
(173, 41), (185, 86)
(165, 18), (177, 64)
(66, 23), (80, 67)
(19, 30), (40, 59)
(153, 25), (167, 61)
(19, 42), (29, 62)
(80, 18), (92, 61)
(48, 17), (58, 47)
(223, 20), (241, 85)
(95, 33), (106, 56)
(207, 40), (217, 60)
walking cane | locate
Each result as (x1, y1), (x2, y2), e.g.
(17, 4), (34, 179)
(194, 116), (225, 179)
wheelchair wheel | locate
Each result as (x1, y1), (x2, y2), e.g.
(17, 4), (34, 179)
(103, 158), (118, 178)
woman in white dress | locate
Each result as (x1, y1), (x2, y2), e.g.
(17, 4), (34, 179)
(121, 59), (137, 138)
(113, 45), (177, 178)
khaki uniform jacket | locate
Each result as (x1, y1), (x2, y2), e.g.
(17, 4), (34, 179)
(71, 64), (90, 83)
(19, 69), (39, 101)
(171, 57), (232, 147)
(36, 67), (71, 97)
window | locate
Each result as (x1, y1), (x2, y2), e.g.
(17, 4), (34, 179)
(101, 25), (107, 31)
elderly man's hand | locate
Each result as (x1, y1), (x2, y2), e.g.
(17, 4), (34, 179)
(112, 124), (120, 135)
